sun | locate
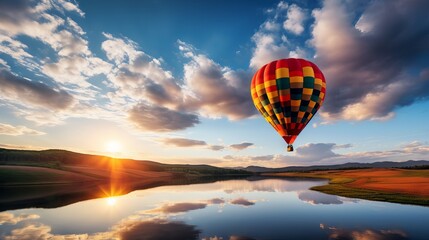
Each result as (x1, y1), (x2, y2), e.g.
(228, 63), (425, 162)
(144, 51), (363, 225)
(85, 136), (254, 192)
(106, 197), (117, 206)
(105, 140), (122, 154)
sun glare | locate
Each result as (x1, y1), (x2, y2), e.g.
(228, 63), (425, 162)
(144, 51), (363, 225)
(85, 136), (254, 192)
(106, 197), (117, 206)
(106, 140), (122, 154)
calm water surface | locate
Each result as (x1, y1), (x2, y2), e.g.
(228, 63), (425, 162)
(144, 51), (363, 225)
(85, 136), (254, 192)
(1, 178), (428, 240)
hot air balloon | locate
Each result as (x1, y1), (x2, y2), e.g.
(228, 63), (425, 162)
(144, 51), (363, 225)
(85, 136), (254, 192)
(250, 58), (326, 152)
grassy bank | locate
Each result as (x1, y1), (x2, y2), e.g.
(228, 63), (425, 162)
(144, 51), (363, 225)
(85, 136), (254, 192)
(265, 169), (429, 206)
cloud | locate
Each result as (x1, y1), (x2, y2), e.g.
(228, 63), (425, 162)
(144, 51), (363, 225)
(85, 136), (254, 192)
(208, 145), (225, 151)
(218, 139), (429, 167)
(179, 41), (256, 120)
(0, 213), (39, 225)
(42, 55), (111, 87)
(207, 198), (225, 204)
(0, 143), (46, 150)
(249, 31), (290, 70)
(0, 35), (34, 68)
(333, 144), (353, 149)
(311, 0), (429, 121)
(102, 33), (183, 109)
(102, 32), (141, 65)
(162, 138), (207, 147)
(0, 123), (45, 136)
(0, 69), (74, 110)
(56, 0), (85, 17)
(0, 0), (108, 87)
(249, 2), (309, 70)
(160, 139), (255, 151)
(295, 143), (339, 160)
(298, 191), (343, 205)
(249, 155), (274, 161)
(0, 0), (114, 126)
(230, 142), (254, 150)
(162, 141), (226, 151)
(129, 102), (200, 132)
(283, 4), (307, 35)
(230, 197), (255, 206)
(222, 154), (277, 167)
(4, 224), (52, 240)
(147, 202), (207, 214)
(279, 141), (429, 165)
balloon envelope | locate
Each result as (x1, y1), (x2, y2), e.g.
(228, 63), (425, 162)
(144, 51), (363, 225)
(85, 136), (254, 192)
(250, 58), (326, 148)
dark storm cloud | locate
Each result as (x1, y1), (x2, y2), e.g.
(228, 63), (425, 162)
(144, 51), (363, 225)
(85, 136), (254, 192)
(0, 69), (74, 109)
(230, 142), (254, 150)
(129, 102), (200, 132)
(312, 0), (429, 120)
(162, 138), (207, 147)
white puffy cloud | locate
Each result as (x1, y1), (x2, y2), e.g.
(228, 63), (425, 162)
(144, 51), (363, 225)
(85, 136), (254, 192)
(249, 2), (310, 70)
(4, 224), (52, 240)
(283, 4), (307, 35)
(249, 32), (290, 69)
(179, 41), (256, 120)
(0, 0), (113, 126)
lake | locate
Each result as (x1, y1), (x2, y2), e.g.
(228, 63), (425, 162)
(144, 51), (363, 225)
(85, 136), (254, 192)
(1, 178), (428, 240)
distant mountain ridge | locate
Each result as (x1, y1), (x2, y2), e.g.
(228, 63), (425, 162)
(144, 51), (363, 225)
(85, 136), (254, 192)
(240, 160), (429, 173)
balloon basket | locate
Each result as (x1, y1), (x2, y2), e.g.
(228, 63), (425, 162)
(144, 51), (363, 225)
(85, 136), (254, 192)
(287, 144), (294, 152)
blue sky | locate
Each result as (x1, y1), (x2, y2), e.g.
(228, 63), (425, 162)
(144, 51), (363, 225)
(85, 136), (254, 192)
(0, 0), (428, 167)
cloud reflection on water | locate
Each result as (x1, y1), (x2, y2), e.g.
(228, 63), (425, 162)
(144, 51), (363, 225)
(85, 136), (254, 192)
(3, 218), (201, 240)
(146, 202), (208, 214)
(298, 190), (343, 205)
(229, 197), (255, 206)
(320, 224), (408, 240)
(3, 223), (88, 240)
(117, 219), (200, 240)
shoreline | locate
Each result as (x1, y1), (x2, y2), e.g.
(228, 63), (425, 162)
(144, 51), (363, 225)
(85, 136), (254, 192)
(264, 168), (429, 206)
